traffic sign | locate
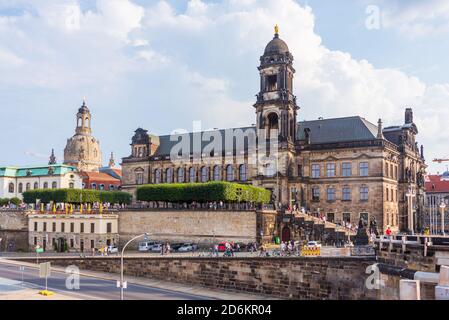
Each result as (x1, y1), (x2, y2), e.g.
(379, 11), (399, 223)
(39, 262), (51, 278)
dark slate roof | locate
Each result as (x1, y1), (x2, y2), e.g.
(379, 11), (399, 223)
(264, 35), (289, 55)
(152, 126), (257, 157)
(296, 116), (378, 144)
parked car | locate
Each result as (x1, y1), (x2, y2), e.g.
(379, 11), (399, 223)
(171, 243), (185, 252)
(217, 242), (228, 252)
(107, 245), (119, 254)
(178, 243), (198, 252)
(150, 243), (163, 252)
(306, 241), (322, 248)
(138, 241), (157, 252)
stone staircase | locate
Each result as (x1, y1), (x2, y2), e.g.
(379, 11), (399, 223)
(293, 212), (357, 246)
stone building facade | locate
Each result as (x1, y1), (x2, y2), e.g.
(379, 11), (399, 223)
(64, 100), (102, 172)
(28, 212), (118, 252)
(121, 27), (426, 235)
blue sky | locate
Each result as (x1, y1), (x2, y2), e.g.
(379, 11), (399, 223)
(0, 0), (448, 173)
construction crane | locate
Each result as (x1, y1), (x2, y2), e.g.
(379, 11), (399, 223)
(433, 158), (449, 163)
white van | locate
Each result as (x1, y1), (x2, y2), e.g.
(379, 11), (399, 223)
(138, 241), (156, 252)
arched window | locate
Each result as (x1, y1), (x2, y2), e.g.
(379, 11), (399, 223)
(34, 182), (38, 189)
(26, 183), (31, 191)
(18, 183), (23, 193)
(201, 167), (209, 182)
(99, 184), (105, 190)
(43, 182), (48, 189)
(91, 183), (97, 190)
(52, 181), (57, 189)
(189, 167), (196, 183)
(69, 182), (75, 189)
(154, 169), (161, 184)
(166, 168), (173, 183)
(239, 164), (247, 181)
(8, 182), (14, 193)
(178, 168), (185, 183)
(213, 165), (221, 181)
(109, 185), (115, 191)
(226, 165), (234, 181)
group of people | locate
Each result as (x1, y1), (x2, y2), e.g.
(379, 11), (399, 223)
(159, 243), (172, 255)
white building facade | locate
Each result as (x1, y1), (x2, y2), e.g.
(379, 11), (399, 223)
(0, 165), (83, 200)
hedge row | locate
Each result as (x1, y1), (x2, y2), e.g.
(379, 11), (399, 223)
(136, 182), (271, 204)
(0, 197), (21, 206)
(22, 189), (132, 205)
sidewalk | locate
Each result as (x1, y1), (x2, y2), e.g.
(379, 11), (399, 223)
(0, 259), (272, 300)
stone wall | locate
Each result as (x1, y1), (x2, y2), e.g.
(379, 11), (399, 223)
(16, 256), (378, 300)
(0, 210), (28, 251)
(118, 210), (257, 247)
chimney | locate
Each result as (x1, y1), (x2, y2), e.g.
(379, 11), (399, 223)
(405, 108), (413, 124)
(377, 119), (384, 139)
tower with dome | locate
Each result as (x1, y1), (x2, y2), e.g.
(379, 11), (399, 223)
(63, 99), (103, 172)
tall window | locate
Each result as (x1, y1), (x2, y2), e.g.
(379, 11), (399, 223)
(154, 169), (161, 184)
(213, 165), (221, 181)
(34, 182), (38, 189)
(312, 187), (320, 201)
(342, 186), (351, 201)
(18, 183), (23, 193)
(311, 164), (320, 178)
(342, 163), (351, 177)
(385, 163), (389, 177)
(165, 168), (173, 183)
(91, 183), (97, 190)
(189, 167), (196, 182)
(99, 184), (105, 190)
(359, 162), (369, 176)
(52, 181), (57, 189)
(177, 168), (185, 183)
(107, 223), (112, 233)
(69, 182), (74, 189)
(8, 183), (14, 193)
(226, 165), (234, 181)
(265, 163), (276, 177)
(327, 187), (336, 201)
(135, 169), (144, 185)
(43, 182), (48, 189)
(326, 163), (336, 177)
(360, 186), (369, 201)
(201, 167), (209, 182)
(386, 187), (389, 201)
(239, 164), (247, 181)
(26, 183), (31, 191)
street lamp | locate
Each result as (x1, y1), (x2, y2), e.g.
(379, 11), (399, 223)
(405, 186), (415, 234)
(439, 200), (446, 236)
(120, 232), (149, 300)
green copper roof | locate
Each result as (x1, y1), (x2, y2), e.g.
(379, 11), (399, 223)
(0, 165), (78, 177)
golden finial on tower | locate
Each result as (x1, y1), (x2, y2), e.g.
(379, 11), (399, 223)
(274, 24), (279, 35)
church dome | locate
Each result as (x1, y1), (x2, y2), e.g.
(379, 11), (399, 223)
(78, 99), (90, 114)
(264, 36), (289, 54)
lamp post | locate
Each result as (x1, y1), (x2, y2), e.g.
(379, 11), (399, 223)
(120, 233), (148, 300)
(439, 200), (446, 236)
(405, 186), (415, 234)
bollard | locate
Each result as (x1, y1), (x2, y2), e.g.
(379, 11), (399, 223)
(402, 236), (407, 253)
(399, 279), (420, 300)
(388, 236), (393, 252)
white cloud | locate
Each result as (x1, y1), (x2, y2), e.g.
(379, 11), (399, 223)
(380, 0), (449, 37)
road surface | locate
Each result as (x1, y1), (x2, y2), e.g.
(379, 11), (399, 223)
(0, 260), (212, 300)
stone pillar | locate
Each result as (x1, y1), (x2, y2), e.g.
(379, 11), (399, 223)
(436, 265), (449, 300)
(399, 280), (420, 300)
